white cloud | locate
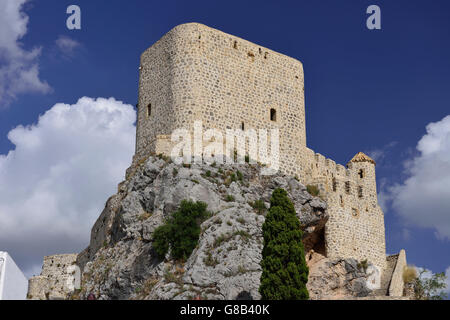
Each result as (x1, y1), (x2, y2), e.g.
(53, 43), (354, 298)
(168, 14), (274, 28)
(55, 35), (81, 58)
(0, 0), (50, 106)
(366, 141), (397, 164)
(391, 115), (450, 239)
(0, 97), (136, 277)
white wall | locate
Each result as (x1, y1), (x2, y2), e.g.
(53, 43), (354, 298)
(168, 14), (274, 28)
(0, 252), (28, 300)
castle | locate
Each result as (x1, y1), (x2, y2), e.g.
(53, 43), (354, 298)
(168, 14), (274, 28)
(131, 23), (387, 271)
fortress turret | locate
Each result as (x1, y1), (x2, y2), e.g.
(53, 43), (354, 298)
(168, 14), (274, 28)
(347, 152), (378, 206)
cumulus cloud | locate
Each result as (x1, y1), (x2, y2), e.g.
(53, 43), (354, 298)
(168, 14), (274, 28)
(0, 0), (51, 106)
(391, 115), (450, 239)
(0, 97), (136, 276)
(55, 35), (81, 58)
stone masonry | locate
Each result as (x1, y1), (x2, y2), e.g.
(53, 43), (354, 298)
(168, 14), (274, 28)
(131, 23), (387, 271)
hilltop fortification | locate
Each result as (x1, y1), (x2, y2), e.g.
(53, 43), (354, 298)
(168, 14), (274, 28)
(132, 23), (386, 270)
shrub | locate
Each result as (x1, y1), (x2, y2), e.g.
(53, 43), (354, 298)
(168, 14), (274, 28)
(414, 269), (448, 300)
(403, 265), (418, 284)
(250, 199), (267, 214)
(236, 170), (243, 182)
(152, 200), (210, 261)
(225, 195), (235, 202)
(259, 188), (309, 300)
(357, 259), (369, 273)
(138, 212), (152, 221)
(306, 184), (319, 196)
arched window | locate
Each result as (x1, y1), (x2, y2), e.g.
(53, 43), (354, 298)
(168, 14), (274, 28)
(147, 103), (152, 117)
(270, 108), (276, 121)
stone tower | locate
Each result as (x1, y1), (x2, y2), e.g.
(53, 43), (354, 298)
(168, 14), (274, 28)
(133, 23), (306, 176)
(132, 23), (387, 271)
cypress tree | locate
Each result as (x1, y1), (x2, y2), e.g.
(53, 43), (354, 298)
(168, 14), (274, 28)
(259, 188), (309, 300)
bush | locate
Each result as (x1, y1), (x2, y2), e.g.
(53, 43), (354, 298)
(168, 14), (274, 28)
(403, 265), (418, 284)
(250, 199), (267, 214)
(306, 185), (319, 196)
(259, 188), (309, 300)
(357, 259), (369, 273)
(414, 269), (448, 300)
(225, 195), (235, 202)
(152, 200), (210, 261)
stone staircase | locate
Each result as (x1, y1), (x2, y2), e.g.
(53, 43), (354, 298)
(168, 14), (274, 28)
(370, 254), (399, 296)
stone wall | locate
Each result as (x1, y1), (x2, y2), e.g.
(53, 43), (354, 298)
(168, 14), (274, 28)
(134, 22), (387, 271)
(134, 22), (306, 178)
(388, 249), (407, 296)
(27, 254), (78, 300)
(302, 149), (386, 269)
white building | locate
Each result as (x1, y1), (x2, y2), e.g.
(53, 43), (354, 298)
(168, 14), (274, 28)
(0, 252), (28, 300)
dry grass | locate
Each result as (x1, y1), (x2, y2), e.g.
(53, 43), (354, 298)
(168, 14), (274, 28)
(403, 265), (418, 284)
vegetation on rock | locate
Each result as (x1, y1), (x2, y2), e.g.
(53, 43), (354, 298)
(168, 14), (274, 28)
(259, 188), (309, 300)
(153, 200), (210, 260)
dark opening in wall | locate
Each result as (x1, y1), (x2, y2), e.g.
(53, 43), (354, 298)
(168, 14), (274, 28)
(358, 169), (364, 179)
(270, 108), (276, 121)
(233, 40), (238, 49)
(241, 122), (245, 130)
(332, 178), (337, 192)
(147, 103), (152, 117)
(340, 195), (344, 206)
(312, 227), (326, 256)
(345, 181), (350, 194)
(264, 52), (268, 59)
(358, 186), (363, 198)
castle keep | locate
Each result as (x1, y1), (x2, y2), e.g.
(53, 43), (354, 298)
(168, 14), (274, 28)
(132, 23), (386, 270)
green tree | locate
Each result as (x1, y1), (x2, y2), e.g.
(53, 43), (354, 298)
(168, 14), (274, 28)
(153, 200), (210, 261)
(414, 269), (448, 300)
(259, 188), (309, 300)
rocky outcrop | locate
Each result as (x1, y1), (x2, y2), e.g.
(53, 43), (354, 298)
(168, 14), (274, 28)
(30, 155), (402, 300)
(306, 252), (377, 299)
(72, 156), (329, 300)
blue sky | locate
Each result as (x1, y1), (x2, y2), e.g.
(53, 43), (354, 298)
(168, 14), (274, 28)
(0, 0), (449, 288)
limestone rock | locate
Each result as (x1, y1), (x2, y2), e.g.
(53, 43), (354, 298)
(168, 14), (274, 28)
(71, 156), (329, 300)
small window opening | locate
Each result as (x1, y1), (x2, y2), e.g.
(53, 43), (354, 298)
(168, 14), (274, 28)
(147, 103), (152, 117)
(358, 186), (363, 198)
(264, 52), (268, 59)
(332, 178), (337, 192)
(233, 41), (238, 49)
(345, 181), (350, 194)
(270, 108), (277, 121)
(241, 122), (245, 130)
(340, 195), (344, 206)
(358, 169), (364, 179)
